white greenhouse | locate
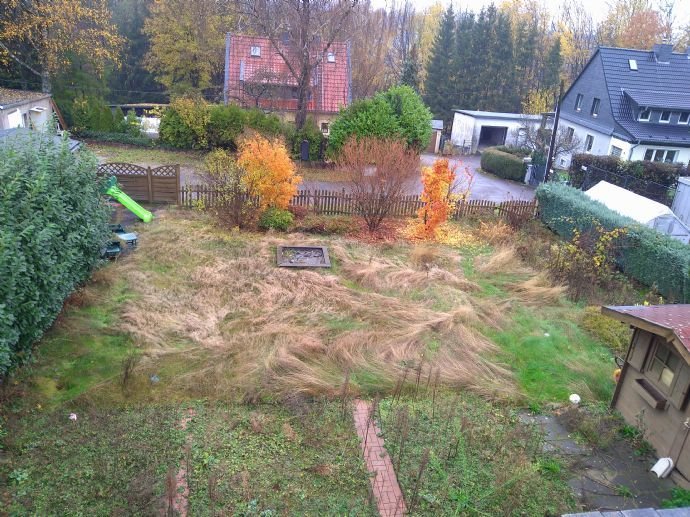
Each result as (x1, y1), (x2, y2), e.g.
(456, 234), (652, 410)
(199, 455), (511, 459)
(585, 181), (690, 244)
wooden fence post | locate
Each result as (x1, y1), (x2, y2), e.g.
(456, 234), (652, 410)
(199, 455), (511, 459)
(146, 166), (153, 203)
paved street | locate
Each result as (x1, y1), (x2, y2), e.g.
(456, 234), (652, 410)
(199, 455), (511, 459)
(301, 153), (536, 202)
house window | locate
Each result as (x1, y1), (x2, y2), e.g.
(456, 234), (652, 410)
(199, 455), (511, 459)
(291, 87), (298, 99)
(638, 108), (651, 121)
(584, 134), (594, 152)
(574, 93), (583, 111)
(648, 340), (680, 392)
(660, 111), (671, 123)
(644, 148), (678, 163)
(610, 146), (622, 158)
(250, 46), (261, 57)
(326, 52), (336, 63)
(680, 112), (690, 124)
(591, 98), (600, 117)
(320, 122), (330, 134)
(565, 127), (574, 143)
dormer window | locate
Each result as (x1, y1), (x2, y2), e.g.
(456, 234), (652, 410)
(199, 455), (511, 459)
(327, 52), (336, 63)
(574, 93), (583, 111)
(638, 108), (651, 121)
(680, 112), (690, 124)
(250, 46), (261, 57)
(591, 98), (600, 117)
(660, 111), (671, 123)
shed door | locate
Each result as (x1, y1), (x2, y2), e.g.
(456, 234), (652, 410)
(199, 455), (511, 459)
(670, 418), (690, 480)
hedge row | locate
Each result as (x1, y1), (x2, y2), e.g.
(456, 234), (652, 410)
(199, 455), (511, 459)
(569, 154), (685, 188)
(75, 130), (156, 147)
(480, 148), (527, 181)
(0, 134), (111, 376)
(537, 182), (690, 302)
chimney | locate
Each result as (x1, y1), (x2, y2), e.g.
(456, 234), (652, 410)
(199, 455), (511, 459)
(653, 43), (673, 63)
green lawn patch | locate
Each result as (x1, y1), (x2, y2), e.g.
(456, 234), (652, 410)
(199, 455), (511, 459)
(378, 393), (575, 516)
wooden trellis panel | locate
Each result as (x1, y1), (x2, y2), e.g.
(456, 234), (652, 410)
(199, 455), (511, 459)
(98, 163), (180, 203)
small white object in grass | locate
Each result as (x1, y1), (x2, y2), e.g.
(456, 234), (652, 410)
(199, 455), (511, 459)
(544, 332), (550, 337)
(69, 413), (78, 421)
(569, 394), (581, 405)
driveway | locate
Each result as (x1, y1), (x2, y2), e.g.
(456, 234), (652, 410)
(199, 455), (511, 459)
(419, 154), (535, 202)
(301, 153), (535, 203)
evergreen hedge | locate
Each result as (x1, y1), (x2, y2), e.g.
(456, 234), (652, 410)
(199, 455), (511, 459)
(480, 148), (526, 181)
(0, 134), (111, 376)
(537, 182), (690, 302)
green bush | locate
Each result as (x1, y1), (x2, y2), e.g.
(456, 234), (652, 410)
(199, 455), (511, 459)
(570, 153), (685, 188)
(124, 110), (141, 137)
(378, 85), (433, 152)
(481, 147), (526, 181)
(258, 207), (294, 231)
(0, 134), (111, 376)
(537, 182), (690, 302)
(244, 108), (288, 137)
(75, 130), (154, 147)
(328, 85), (432, 156)
(581, 306), (632, 354)
(292, 118), (325, 161)
(494, 145), (532, 158)
(207, 104), (245, 149)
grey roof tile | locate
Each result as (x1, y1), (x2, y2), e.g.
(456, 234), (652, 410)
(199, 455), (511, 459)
(598, 47), (690, 145)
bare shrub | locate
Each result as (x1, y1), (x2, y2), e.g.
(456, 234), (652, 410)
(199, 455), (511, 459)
(202, 149), (257, 229)
(336, 137), (419, 232)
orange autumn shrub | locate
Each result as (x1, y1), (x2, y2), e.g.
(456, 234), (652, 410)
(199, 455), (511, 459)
(417, 158), (457, 237)
(237, 135), (302, 209)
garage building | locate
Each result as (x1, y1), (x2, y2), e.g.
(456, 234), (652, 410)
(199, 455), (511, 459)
(450, 110), (541, 154)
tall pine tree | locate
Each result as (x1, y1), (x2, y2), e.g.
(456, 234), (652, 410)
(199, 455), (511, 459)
(424, 6), (455, 128)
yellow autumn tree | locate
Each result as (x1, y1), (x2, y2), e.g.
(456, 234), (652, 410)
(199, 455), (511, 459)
(143, 0), (233, 94)
(0, 0), (122, 92)
(237, 135), (302, 210)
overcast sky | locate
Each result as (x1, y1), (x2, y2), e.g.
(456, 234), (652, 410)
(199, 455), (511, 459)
(370, 0), (690, 27)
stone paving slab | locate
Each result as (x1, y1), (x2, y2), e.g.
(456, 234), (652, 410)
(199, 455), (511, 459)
(353, 400), (406, 517)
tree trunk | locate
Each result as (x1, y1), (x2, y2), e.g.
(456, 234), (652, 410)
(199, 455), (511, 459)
(41, 71), (52, 93)
(295, 67), (310, 130)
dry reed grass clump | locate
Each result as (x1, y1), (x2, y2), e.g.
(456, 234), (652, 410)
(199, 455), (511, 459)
(508, 273), (566, 306)
(475, 246), (526, 275)
(114, 214), (515, 402)
(477, 220), (514, 245)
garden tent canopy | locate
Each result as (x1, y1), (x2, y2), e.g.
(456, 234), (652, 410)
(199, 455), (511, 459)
(585, 181), (673, 225)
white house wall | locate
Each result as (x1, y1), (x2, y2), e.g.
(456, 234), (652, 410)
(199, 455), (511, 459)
(629, 145), (690, 165)
(558, 118), (613, 169)
(0, 98), (52, 131)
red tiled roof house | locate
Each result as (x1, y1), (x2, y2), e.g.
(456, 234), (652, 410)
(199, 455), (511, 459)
(223, 33), (351, 133)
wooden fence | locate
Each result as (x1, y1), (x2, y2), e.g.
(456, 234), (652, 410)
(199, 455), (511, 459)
(179, 185), (538, 220)
(98, 163), (180, 203)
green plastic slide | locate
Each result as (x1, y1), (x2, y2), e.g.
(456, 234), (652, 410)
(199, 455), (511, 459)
(103, 176), (153, 223)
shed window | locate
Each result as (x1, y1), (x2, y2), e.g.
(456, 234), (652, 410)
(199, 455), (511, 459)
(638, 108), (651, 121)
(660, 111), (671, 123)
(591, 98), (600, 117)
(649, 340), (680, 392)
(574, 93), (583, 111)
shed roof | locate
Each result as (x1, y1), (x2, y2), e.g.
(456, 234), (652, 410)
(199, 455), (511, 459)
(0, 87), (50, 110)
(602, 305), (690, 353)
(0, 128), (81, 152)
(585, 181), (673, 224)
(431, 119), (443, 130)
(453, 110), (541, 121)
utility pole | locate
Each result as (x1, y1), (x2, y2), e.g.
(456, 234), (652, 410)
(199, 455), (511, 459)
(544, 80), (564, 183)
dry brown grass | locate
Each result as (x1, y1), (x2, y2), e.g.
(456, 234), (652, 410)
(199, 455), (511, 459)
(111, 210), (516, 402)
(475, 246), (528, 275)
(508, 273), (567, 306)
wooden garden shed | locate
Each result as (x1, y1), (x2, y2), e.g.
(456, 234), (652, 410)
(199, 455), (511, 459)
(604, 304), (690, 485)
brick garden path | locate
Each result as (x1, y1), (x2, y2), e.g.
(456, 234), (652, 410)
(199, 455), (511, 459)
(353, 400), (407, 517)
